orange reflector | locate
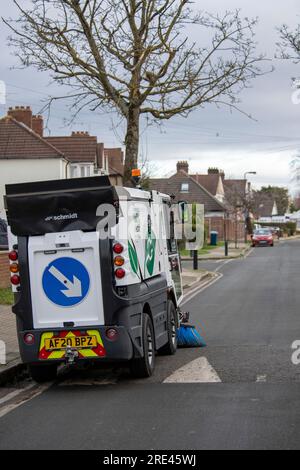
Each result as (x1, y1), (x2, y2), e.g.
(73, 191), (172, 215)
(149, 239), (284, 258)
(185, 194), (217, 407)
(132, 169), (141, 177)
(10, 263), (19, 273)
(114, 256), (125, 267)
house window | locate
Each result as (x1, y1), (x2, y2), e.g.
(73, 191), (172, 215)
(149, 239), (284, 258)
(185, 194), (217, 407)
(70, 164), (93, 179)
(181, 183), (189, 193)
(70, 165), (78, 178)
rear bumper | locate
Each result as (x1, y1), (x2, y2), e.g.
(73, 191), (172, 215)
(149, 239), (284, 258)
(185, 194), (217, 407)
(18, 326), (134, 365)
(252, 240), (273, 246)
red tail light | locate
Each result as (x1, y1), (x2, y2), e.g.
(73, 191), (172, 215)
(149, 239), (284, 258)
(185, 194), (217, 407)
(11, 274), (20, 286)
(115, 268), (125, 279)
(105, 328), (119, 341)
(9, 250), (18, 261)
(24, 333), (35, 345)
(113, 243), (124, 254)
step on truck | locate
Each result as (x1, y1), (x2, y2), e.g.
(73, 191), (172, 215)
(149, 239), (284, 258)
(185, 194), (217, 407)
(4, 176), (183, 382)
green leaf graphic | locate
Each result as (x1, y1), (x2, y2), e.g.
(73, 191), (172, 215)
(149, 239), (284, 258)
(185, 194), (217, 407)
(145, 230), (156, 276)
(128, 240), (139, 277)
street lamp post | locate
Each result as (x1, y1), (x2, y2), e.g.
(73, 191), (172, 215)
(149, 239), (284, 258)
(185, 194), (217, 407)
(243, 171), (257, 244)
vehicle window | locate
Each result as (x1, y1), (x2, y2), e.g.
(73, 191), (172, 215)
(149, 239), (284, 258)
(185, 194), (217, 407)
(0, 219), (7, 232)
(254, 230), (271, 235)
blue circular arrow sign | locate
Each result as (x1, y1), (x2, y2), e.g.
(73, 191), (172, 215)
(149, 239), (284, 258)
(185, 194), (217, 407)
(42, 257), (90, 307)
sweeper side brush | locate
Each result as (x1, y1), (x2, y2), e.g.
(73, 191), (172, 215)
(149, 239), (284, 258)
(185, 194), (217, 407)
(177, 311), (206, 348)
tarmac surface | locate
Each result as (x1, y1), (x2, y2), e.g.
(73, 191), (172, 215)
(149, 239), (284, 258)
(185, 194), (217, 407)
(0, 238), (300, 449)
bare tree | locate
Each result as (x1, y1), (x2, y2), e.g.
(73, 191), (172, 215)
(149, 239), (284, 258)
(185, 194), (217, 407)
(224, 180), (254, 243)
(277, 23), (300, 93)
(278, 24), (300, 62)
(4, 1), (268, 182)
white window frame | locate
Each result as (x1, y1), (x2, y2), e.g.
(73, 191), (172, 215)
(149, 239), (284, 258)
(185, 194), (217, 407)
(181, 183), (189, 193)
(70, 163), (94, 179)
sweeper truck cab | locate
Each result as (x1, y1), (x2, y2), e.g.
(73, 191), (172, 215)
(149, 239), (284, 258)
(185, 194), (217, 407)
(4, 176), (184, 382)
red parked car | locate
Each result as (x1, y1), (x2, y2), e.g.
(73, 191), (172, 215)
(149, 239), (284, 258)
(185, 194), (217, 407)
(252, 229), (274, 247)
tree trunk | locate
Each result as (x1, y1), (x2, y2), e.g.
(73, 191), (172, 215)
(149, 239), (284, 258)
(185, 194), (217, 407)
(124, 106), (140, 185)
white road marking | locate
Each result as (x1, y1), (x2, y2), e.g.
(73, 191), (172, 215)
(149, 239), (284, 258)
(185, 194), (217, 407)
(0, 384), (35, 406)
(214, 259), (233, 272)
(256, 375), (267, 383)
(182, 248), (253, 306)
(244, 247), (254, 258)
(0, 383), (51, 419)
(163, 357), (221, 384)
(181, 272), (223, 306)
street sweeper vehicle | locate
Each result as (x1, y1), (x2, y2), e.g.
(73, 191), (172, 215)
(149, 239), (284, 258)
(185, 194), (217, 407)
(4, 175), (188, 382)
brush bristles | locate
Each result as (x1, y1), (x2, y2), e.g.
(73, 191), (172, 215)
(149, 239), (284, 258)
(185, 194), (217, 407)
(177, 325), (206, 348)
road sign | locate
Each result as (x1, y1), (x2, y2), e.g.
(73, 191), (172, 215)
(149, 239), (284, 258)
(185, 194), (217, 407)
(42, 257), (90, 307)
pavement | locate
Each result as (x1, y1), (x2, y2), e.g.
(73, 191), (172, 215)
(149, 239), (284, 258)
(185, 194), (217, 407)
(0, 307), (22, 384)
(1, 238), (300, 449)
(181, 241), (250, 260)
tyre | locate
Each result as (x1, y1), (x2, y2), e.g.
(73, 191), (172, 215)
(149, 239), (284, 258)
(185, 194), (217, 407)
(29, 363), (58, 383)
(158, 300), (178, 356)
(130, 313), (155, 378)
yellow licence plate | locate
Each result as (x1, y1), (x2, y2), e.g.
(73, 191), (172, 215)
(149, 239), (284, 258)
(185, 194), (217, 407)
(44, 335), (97, 351)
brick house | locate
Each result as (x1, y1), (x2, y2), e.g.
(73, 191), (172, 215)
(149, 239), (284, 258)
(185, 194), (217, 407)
(150, 161), (245, 242)
(150, 161), (228, 240)
(252, 194), (278, 220)
(0, 106), (124, 218)
(191, 168), (226, 203)
(223, 179), (249, 204)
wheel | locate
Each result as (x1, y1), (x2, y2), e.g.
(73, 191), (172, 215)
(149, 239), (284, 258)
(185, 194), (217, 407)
(130, 313), (155, 378)
(158, 300), (178, 356)
(29, 363), (57, 383)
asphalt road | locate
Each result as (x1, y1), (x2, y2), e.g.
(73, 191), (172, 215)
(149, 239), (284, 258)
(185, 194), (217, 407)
(1, 239), (300, 450)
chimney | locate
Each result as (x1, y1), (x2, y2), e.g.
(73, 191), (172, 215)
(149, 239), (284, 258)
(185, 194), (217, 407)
(96, 142), (105, 169)
(177, 161), (189, 174)
(71, 131), (90, 137)
(208, 168), (220, 175)
(32, 115), (44, 137)
(7, 106), (32, 129)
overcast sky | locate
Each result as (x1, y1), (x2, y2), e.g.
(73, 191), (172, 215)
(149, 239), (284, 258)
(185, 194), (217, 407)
(1, 0), (300, 189)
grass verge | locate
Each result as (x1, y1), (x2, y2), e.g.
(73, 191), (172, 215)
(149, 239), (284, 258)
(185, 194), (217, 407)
(0, 288), (14, 305)
(180, 242), (224, 257)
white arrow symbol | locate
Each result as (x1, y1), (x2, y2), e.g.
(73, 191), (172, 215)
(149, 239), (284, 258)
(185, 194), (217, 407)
(48, 265), (82, 298)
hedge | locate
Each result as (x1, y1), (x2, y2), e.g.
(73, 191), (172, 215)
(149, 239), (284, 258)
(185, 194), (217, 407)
(258, 221), (297, 236)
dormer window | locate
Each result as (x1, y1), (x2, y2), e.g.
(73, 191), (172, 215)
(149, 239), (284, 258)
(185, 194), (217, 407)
(181, 183), (189, 193)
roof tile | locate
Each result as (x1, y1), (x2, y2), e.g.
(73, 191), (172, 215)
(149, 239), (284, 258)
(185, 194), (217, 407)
(0, 117), (64, 159)
(150, 172), (226, 212)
